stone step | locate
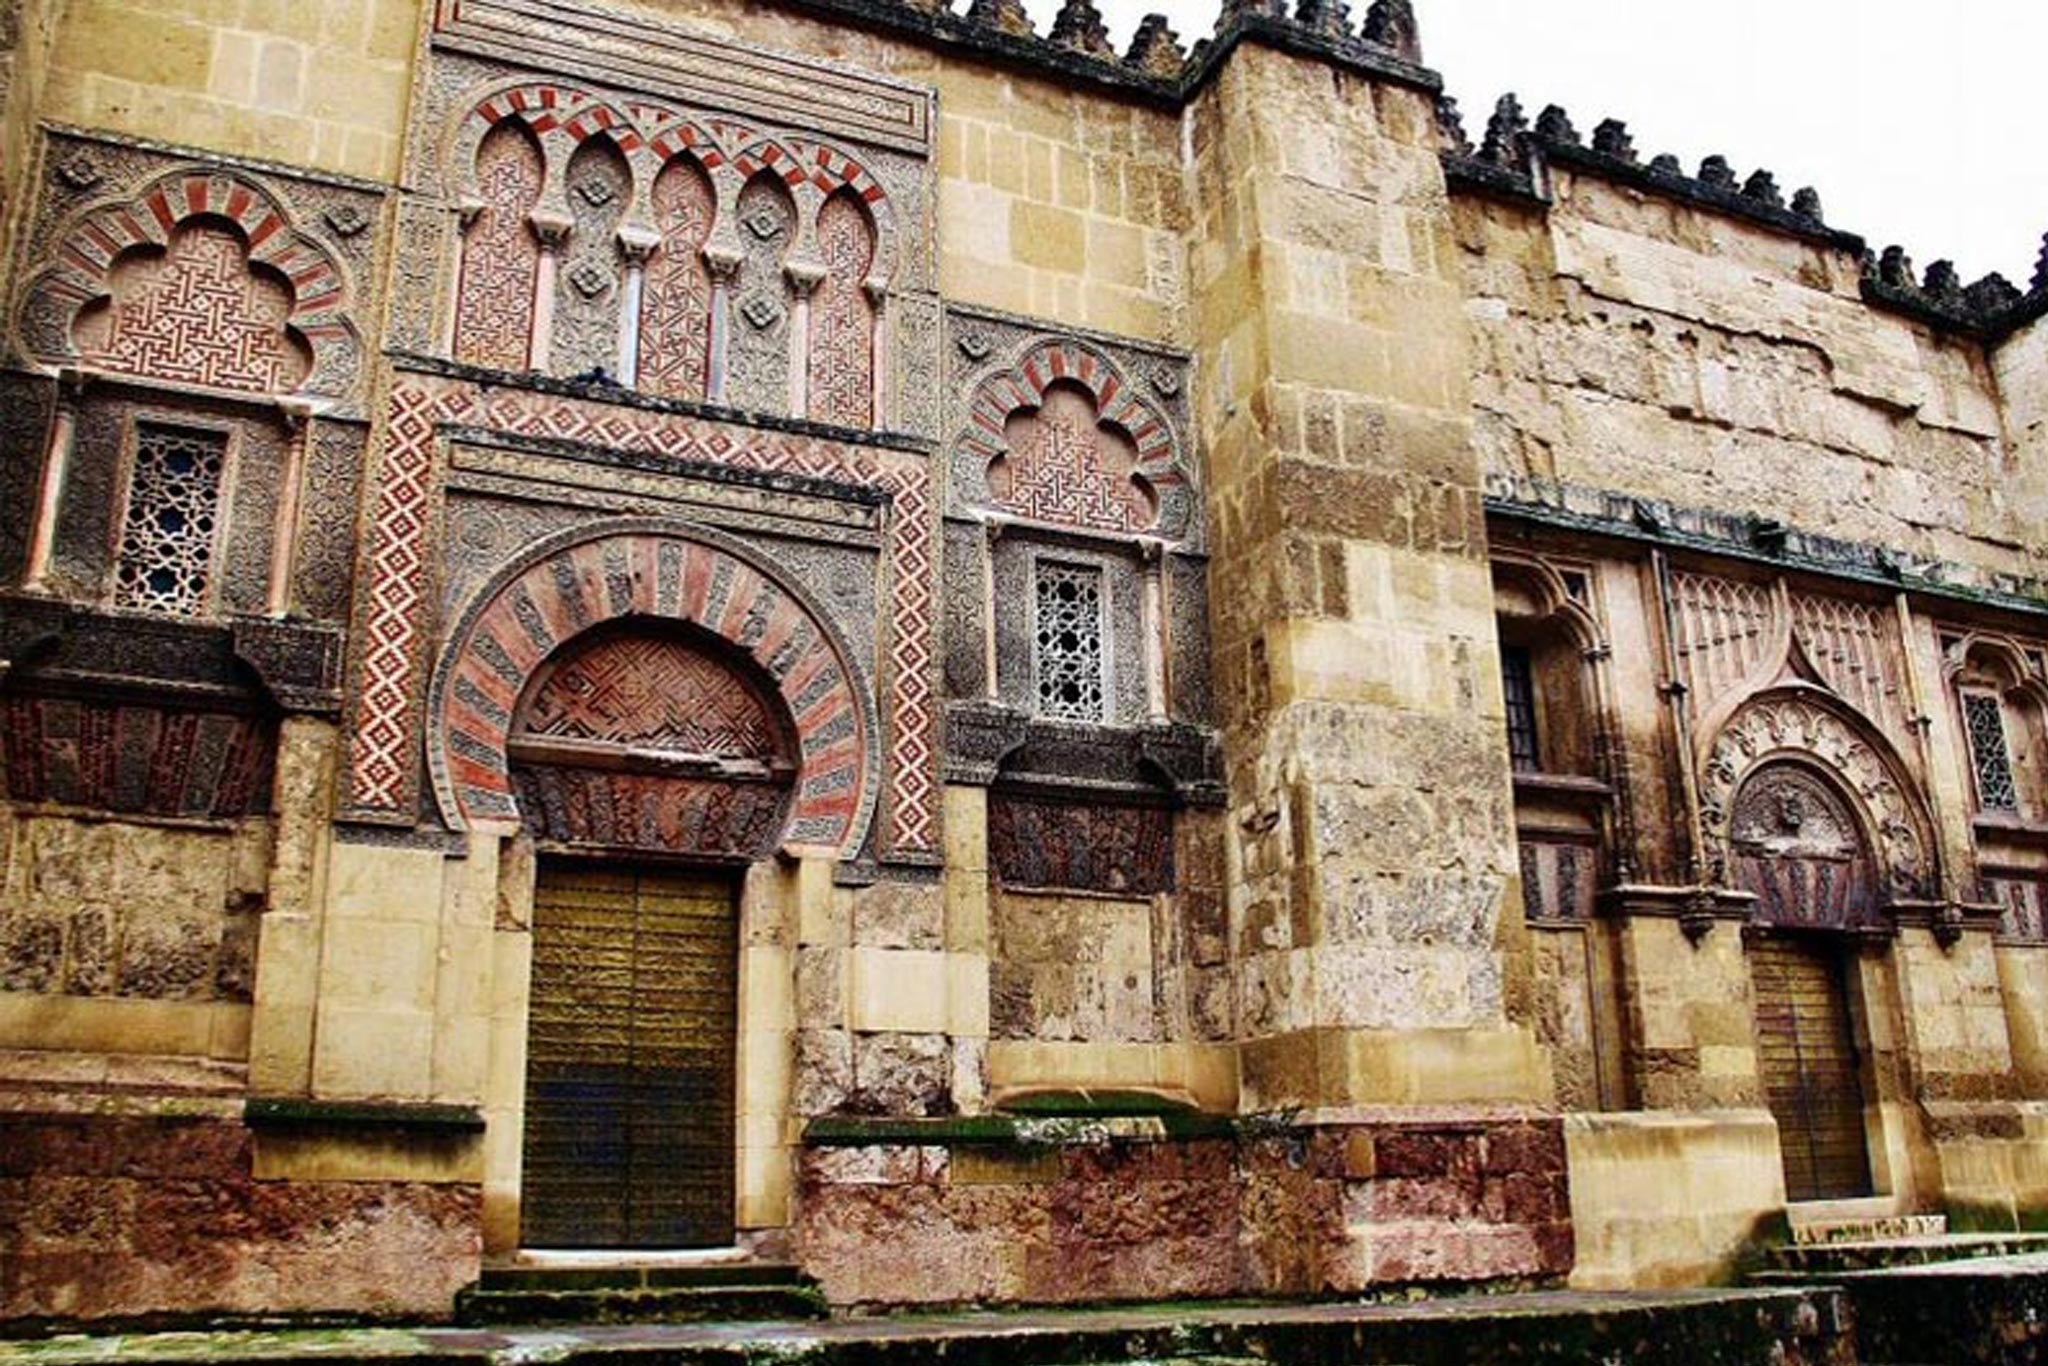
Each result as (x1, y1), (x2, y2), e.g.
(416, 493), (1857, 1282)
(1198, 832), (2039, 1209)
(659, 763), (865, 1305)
(1757, 1232), (2048, 1278)
(1787, 1211), (1947, 1246)
(1783, 1249), (2048, 1365)
(477, 1261), (810, 1292)
(11, 1287), (1854, 1366)
(454, 1264), (827, 1326)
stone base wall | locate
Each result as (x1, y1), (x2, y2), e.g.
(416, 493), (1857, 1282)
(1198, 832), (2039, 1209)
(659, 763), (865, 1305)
(794, 1117), (1572, 1309)
(1564, 1109), (1786, 1290)
(1, 1112), (481, 1325)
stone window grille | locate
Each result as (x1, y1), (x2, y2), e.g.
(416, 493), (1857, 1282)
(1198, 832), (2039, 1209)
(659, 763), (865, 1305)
(1501, 645), (1541, 773)
(112, 420), (229, 616)
(1033, 560), (1106, 722)
(1963, 689), (2020, 813)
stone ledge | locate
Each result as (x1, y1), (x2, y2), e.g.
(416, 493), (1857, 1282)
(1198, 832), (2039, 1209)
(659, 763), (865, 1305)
(244, 1098), (486, 1133)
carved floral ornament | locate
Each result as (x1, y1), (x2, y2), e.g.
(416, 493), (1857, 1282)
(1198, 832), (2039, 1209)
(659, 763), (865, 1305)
(445, 80), (899, 291)
(14, 168), (364, 399)
(956, 339), (1196, 541)
(1698, 688), (1935, 908)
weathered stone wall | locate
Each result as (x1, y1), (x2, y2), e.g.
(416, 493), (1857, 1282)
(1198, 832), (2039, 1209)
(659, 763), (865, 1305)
(1188, 41), (1546, 1112)
(1564, 1109), (1784, 1290)
(0, 810), (270, 1060)
(1458, 171), (2038, 580)
(795, 1118), (1570, 1308)
(0, 1110), (478, 1323)
(35, 0), (422, 183)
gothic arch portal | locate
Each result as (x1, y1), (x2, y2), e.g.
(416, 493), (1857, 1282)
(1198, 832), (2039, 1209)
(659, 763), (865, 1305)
(427, 519), (877, 857)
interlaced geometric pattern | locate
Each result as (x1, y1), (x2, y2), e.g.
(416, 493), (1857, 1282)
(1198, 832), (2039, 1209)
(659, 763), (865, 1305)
(112, 422), (228, 616)
(995, 383), (1153, 533)
(455, 122), (543, 371)
(807, 191), (875, 428)
(520, 634), (784, 761)
(76, 222), (307, 394)
(1963, 691), (2020, 812)
(639, 158), (716, 400)
(1034, 561), (1105, 722)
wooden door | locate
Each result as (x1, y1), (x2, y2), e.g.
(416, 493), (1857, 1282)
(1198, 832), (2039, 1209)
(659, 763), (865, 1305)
(521, 862), (739, 1248)
(1750, 934), (1873, 1202)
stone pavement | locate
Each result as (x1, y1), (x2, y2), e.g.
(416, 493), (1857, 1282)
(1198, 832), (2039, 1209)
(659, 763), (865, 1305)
(0, 1287), (1855, 1366)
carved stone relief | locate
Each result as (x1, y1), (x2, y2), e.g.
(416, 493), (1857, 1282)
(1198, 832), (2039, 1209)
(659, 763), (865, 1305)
(1729, 762), (1880, 931)
(1700, 691), (1932, 905)
(640, 157), (717, 400)
(550, 137), (630, 378)
(293, 420), (368, 623)
(454, 120), (543, 371)
(989, 790), (1175, 895)
(727, 173), (796, 415)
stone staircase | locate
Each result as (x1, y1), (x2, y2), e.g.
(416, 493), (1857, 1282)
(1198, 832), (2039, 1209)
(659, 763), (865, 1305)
(453, 1259), (827, 1325)
(1751, 1205), (2048, 1363)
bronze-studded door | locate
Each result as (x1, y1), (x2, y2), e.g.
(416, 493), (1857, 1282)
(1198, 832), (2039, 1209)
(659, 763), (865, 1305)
(521, 862), (739, 1248)
(1749, 934), (1872, 1202)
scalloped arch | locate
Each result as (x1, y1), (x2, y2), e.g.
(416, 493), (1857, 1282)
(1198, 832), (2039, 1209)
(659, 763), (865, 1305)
(958, 338), (1193, 540)
(16, 168), (361, 397)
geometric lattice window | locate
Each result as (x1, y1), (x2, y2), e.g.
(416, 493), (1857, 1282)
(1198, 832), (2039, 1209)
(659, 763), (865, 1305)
(1034, 560), (1105, 722)
(112, 421), (228, 616)
(1501, 645), (1541, 773)
(1963, 690), (2020, 813)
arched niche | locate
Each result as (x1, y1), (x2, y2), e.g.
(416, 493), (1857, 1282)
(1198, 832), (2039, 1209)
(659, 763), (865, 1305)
(1700, 687), (1936, 909)
(956, 340), (1191, 542)
(1729, 760), (1882, 932)
(1943, 633), (2048, 821)
(1491, 555), (1604, 779)
(428, 519), (877, 859)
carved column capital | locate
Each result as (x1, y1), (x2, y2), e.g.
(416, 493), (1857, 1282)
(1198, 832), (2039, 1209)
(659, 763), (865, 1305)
(528, 210), (574, 252)
(703, 245), (743, 282)
(455, 195), (489, 230)
(618, 226), (662, 264)
(785, 260), (828, 296)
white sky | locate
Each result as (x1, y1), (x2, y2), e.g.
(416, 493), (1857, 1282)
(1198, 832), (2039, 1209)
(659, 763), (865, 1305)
(1019, 0), (2048, 286)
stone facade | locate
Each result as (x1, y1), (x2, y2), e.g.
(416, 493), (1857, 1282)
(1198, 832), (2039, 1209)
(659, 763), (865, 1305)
(1, 0), (2048, 1326)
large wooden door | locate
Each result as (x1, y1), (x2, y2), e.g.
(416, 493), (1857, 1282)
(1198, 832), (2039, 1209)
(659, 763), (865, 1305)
(521, 862), (739, 1248)
(1750, 934), (1872, 1202)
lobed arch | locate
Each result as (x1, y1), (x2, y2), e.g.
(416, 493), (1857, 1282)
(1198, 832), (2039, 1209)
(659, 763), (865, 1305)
(956, 338), (1193, 541)
(15, 168), (362, 398)
(444, 78), (900, 290)
(427, 518), (878, 859)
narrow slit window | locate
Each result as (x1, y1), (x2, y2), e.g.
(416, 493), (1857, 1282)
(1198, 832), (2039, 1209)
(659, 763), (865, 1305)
(1501, 645), (1541, 773)
(1963, 690), (2020, 813)
(1034, 561), (1105, 722)
(113, 421), (229, 617)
